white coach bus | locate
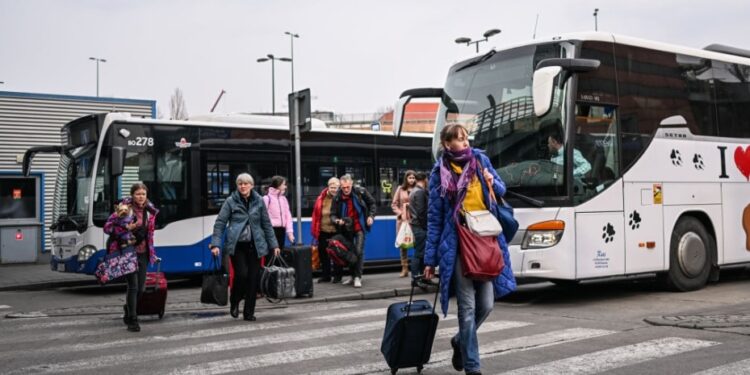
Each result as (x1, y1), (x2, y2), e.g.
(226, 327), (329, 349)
(394, 32), (750, 291)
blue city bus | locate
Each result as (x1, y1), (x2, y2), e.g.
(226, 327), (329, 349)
(23, 112), (433, 275)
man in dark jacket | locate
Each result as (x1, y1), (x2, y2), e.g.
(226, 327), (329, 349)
(330, 174), (376, 288)
(408, 172), (428, 283)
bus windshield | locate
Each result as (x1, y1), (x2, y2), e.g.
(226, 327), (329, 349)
(52, 143), (97, 232)
(436, 43), (572, 202)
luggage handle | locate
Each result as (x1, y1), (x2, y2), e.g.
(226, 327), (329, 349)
(406, 275), (440, 318)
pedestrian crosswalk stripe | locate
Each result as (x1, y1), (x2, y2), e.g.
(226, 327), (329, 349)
(498, 337), (718, 375)
(0, 302), (368, 347)
(3, 301), (359, 331)
(7, 316), (457, 375)
(162, 320), (526, 375)
(306, 327), (612, 375)
(691, 358), (750, 375)
(0, 306), (392, 361)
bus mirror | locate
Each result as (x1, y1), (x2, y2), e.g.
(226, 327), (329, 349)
(392, 96), (411, 138)
(393, 88), (444, 137)
(111, 146), (126, 177)
(536, 58), (600, 73)
(22, 145), (64, 177)
(533, 66), (562, 117)
(659, 115), (687, 127)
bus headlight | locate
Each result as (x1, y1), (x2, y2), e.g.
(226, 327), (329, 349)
(521, 220), (565, 249)
(77, 246), (98, 262)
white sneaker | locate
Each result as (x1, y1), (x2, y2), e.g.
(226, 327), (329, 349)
(342, 277), (353, 285)
(354, 277), (362, 288)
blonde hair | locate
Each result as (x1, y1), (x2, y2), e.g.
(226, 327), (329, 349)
(327, 177), (341, 187)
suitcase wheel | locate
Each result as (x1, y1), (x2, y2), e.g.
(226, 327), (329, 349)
(158, 309), (165, 319)
(417, 365), (423, 373)
(390, 369), (397, 375)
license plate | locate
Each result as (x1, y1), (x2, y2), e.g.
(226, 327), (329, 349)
(56, 263), (65, 272)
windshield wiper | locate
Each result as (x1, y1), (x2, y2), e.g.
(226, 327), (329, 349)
(505, 189), (545, 207)
(456, 49), (497, 73)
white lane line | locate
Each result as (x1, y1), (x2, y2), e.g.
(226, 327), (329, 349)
(3, 301), (359, 330)
(10, 316), (458, 375)
(0, 305), (11, 309)
(307, 327), (612, 375)
(692, 358), (750, 375)
(0, 306), (391, 361)
(498, 337), (718, 375)
(162, 320), (524, 375)
(0, 301), (360, 344)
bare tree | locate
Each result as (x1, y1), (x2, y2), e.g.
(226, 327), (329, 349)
(170, 88), (189, 120)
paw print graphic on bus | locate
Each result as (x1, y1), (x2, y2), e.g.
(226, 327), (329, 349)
(670, 149), (683, 166)
(602, 223), (616, 243)
(693, 154), (705, 170)
(628, 210), (641, 230)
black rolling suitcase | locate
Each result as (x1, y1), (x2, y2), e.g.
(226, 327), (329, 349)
(281, 245), (314, 298)
(381, 278), (440, 374)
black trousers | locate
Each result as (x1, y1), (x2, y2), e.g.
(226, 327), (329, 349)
(125, 252), (149, 319)
(318, 231), (336, 279)
(227, 242), (261, 316)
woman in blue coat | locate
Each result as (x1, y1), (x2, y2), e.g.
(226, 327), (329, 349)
(423, 124), (516, 375)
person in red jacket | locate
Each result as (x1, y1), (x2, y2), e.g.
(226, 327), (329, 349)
(311, 177), (341, 282)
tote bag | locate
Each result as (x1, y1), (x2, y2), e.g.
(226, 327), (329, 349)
(200, 255), (229, 306)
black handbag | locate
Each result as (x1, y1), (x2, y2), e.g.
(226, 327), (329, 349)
(200, 255), (229, 306)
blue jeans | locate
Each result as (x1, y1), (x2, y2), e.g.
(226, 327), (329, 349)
(452, 257), (494, 373)
(410, 226), (426, 278)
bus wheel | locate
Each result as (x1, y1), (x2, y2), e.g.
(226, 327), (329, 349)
(666, 217), (713, 292)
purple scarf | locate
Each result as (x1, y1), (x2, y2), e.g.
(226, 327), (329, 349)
(439, 148), (478, 215)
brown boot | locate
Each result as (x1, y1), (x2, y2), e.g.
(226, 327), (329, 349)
(399, 249), (409, 277)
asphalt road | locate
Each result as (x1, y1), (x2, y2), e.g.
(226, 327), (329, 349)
(1, 270), (750, 374)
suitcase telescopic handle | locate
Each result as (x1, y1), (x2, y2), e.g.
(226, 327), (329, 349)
(406, 275), (440, 318)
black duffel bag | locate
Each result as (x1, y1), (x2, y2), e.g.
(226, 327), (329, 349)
(261, 254), (296, 303)
(201, 255), (229, 306)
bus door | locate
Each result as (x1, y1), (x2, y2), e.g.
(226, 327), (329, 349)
(572, 103), (627, 278)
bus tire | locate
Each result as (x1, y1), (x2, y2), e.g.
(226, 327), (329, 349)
(666, 217), (713, 292)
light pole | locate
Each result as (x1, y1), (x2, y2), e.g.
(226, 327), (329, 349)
(455, 29), (501, 53)
(593, 8), (599, 31)
(284, 31), (299, 92)
(88, 57), (107, 97)
(257, 54), (291, 115)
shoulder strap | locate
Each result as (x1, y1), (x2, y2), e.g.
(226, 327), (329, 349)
(477, 157), (497, 205)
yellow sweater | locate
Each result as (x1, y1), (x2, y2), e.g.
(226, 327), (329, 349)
(450, 162), (487, 212)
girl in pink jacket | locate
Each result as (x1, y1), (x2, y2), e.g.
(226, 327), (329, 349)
(264, 176), (295, 251)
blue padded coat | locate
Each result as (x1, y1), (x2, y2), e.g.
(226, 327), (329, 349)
(424, 148), (517, 317)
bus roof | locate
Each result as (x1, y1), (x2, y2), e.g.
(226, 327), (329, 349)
(103, 112), (432, 139)
(456, 31), (750, 68)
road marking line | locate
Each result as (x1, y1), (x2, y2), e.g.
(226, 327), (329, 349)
(498, 337), (718, 375)
(0, 305), (11, 309)
(307, 327), (612, 375)
(160, 320), (526, 375)
(0, 307), (394, 361)
(9, 317), (458, 374)
(692, 358), (750, 375)
(0, 301), (360, 344)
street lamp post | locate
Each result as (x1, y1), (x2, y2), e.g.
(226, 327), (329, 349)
(455, 29), (501, 53)
(593, 8), (599, 31)
(257, 54), (291, 115)
(88, 57), (107, 97)
(284, 31), (299, 92)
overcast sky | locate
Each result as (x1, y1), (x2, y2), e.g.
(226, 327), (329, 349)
(1, 1), (749, 116)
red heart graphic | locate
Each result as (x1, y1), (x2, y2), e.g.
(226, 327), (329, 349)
(735, 146), (750, 181)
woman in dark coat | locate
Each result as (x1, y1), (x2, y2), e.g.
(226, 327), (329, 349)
(210, 173), (280, 321)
